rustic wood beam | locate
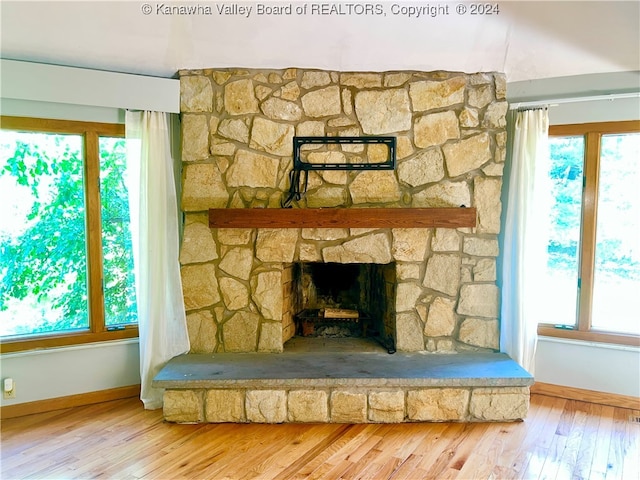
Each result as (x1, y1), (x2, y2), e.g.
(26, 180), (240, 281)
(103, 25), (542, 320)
(209, 208), (476, 229)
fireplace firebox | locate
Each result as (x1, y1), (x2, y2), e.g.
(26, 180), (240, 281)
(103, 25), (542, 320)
(292, 262), (396, 350)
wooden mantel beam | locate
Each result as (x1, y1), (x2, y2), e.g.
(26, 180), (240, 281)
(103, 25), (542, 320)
(209, 208), (476, 229)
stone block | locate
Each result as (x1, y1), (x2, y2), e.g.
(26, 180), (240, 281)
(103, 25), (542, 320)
(396, 263), (421, 280)
(470, 387), (529, 421)
(330, 391), (367, 423)
(395, 312), (425, 352)
(210, 137), (236, 157)
(296, 120), (325, 137)
(407, 389), (469, 421)
(301, 71), (331, 89)
(355, 89), (411, 134)
(301, 228), (349, 241)
(457, 284), (499, 318)
(164, 390), (203, 423)
(368, 391), (405, 423)
(459, 107), (480, 128)
(384, 72), (411, 87)
(227, 150), (280, 188)
(482, 101), (508, 128)
(186, 310), (218, 353)
(222, 312), (260, 352)
(250, 117), (295, 156)
(392, 228), (430, 262)
(409, 77), (466, 111)
(218, 247), (254, 280)
(431, 228), (460, 252)
(349, 171), (401, 204)
(205, 390), (246, 422)
(414, 111), (459, 149)
(424, 297), (456, 337)
(340, 73), (383, 88)
(495, 74), (507, 100)
(217, 118), (250, 143)
(181, 163), (229, 211)
(459, 318), (499, 349)
(474, 258), (496, 282)
(395, 282), (423, 313)
(255, 229), (299, 262)
(219, 277), (250, 310)
(398, 149), (445, 187)
(224, 79), (258, 115)
(246, 390), (287, 423)
(182, 115), (211, 162)
(181, 264), (220, 310)
(280, 81), (300, 101)
(322, 233), (392, 264)
(260, 97), (302, 121)
(179, 222), (218, 265)
(288, 390), (329, 422)
(443, 133), (492, 177)
(301, 86), (341, 118)
(474, 177), (503, 234)
(307, 187), (348, 208)
(181, 76), (213, 113)
(463, 236), (499, 257)
(252, 271), (283, 320)
(468, 84), (493, 109)
(258, 321), (283, 353)
(413, 181), (471, 208)
(424, 253), (461, 297)
(217, 228), (253, 246)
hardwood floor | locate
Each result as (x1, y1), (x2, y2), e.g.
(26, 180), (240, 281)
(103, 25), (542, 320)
(1, 394), (638, 479)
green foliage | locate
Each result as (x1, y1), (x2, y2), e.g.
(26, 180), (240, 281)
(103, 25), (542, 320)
(99, 138), (137, 325)
(547, 137), (583, 274)
(0, 133), (136, 336)
(547, 133), (640, 280)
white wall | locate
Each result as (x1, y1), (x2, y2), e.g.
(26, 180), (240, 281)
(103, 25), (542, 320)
(535, 338), (639, 397)
(506, 71), (640, 397)
(0, 340), (141, 404)
(0, 60), (180, 407)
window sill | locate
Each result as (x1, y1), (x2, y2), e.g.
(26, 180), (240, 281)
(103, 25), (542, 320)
(537, 325), (640, 347)
(0, 328), (139, 354)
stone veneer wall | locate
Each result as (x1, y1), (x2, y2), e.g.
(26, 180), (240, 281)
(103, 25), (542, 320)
(164, 386), (530, 424)
(178, 68), (507, 354)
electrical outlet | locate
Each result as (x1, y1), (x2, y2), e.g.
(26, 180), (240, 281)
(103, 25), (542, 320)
(3, 378), (16, 399)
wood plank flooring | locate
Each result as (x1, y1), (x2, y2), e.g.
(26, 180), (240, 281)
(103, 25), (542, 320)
(1, 394), (638, 479)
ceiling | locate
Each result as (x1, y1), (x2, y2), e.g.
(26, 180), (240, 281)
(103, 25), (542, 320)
(1, 1), (639, 83)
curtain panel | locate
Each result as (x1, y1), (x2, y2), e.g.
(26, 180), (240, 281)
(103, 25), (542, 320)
(126, 111), (190, 409)
(500, 108), (549, 373)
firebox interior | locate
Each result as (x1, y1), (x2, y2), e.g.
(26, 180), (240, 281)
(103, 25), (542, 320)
(292, 262), (396, 351)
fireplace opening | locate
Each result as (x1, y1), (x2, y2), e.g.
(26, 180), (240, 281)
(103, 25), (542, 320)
(291, 262), (396, 352)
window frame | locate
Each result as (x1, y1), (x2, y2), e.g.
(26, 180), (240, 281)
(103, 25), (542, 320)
(0, 116), (138, 353)
(538, 120), (640, 347)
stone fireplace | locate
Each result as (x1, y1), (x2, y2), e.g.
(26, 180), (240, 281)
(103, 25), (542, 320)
(178, 67), (507, 356)
(157, 67), (532, 424)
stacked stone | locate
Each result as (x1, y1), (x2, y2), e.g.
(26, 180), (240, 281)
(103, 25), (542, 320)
(163, 386), (530, 424)
(178, 68), (507, 354)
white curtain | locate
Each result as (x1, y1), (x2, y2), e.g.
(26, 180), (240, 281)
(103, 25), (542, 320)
(126, 111), (190, 409)
(500, 108), (549, 374)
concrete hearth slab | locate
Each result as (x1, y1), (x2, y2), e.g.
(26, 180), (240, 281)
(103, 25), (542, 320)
(153, 350), (533, 390)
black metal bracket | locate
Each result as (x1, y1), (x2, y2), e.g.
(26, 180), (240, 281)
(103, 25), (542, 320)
(293, 136), (396, 170)
(282, 136), (396, 207)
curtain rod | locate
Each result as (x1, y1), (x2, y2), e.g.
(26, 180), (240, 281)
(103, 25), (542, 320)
(508, 91), (640, 110)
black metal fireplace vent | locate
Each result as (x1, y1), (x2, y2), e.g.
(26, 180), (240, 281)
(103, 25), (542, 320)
(281, 136), (396, 207)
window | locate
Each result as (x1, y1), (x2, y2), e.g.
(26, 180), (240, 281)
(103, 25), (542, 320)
(538, 120), (640, 346)
(0, 117), (138, 352)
